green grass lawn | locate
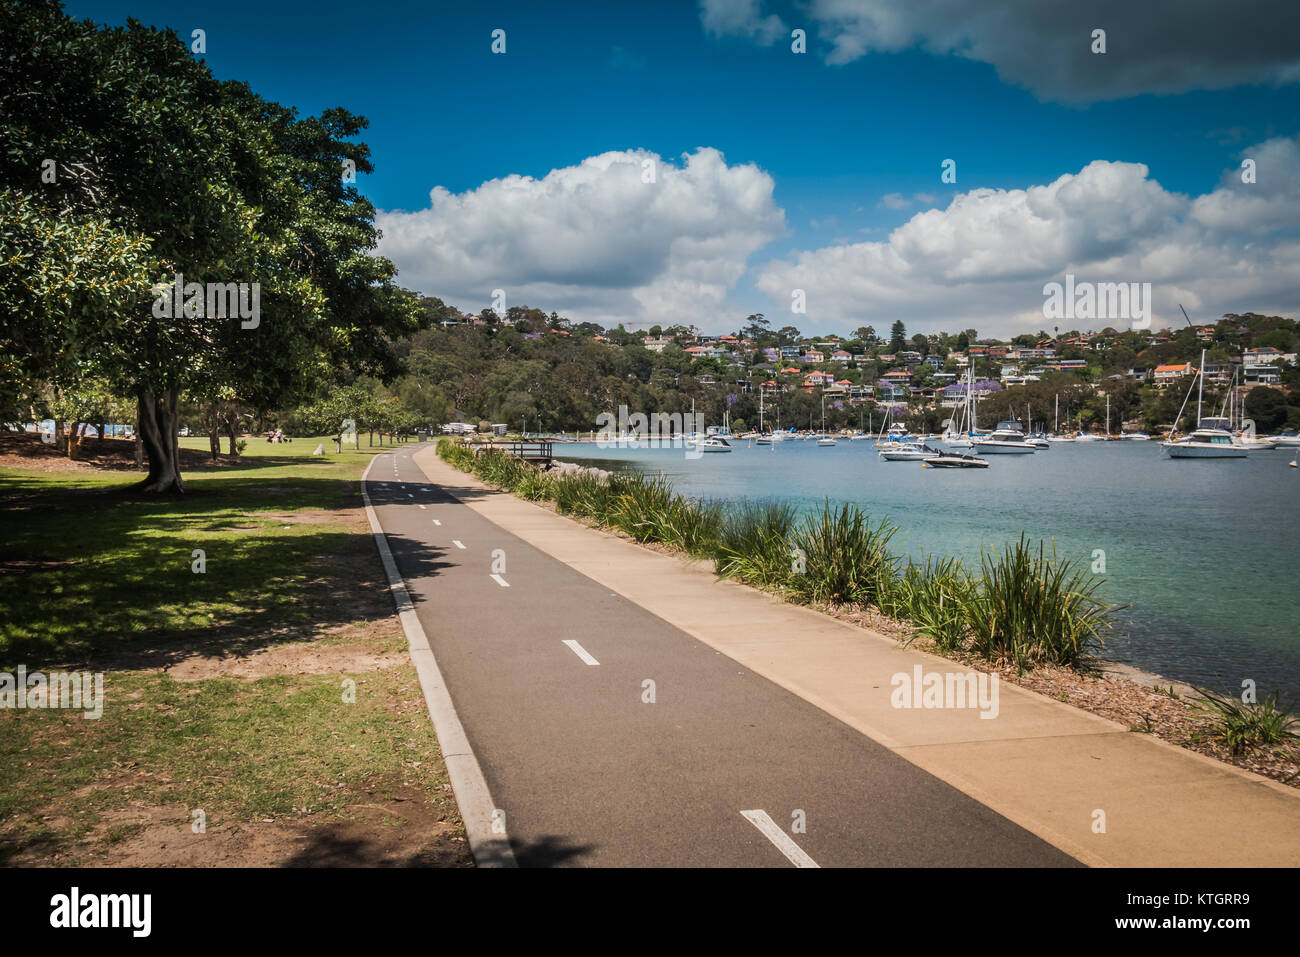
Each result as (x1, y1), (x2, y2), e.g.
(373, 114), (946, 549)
(0, 436), (468, 866)
(1, 438), (383, 663)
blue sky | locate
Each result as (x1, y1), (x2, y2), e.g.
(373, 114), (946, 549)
(65, 0), (1300, 335)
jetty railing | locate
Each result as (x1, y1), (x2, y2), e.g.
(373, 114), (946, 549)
(471, 439), (553, 466)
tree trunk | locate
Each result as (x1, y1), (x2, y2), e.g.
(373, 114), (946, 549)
(208, 402), (221, 461)
(226, 418), (239, 456)
(136, 389), (184, 493)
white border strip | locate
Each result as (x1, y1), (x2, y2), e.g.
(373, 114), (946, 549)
(740, 810), (819, 868)
(562, 639), (600, 665)
(362, 452), (516, 867)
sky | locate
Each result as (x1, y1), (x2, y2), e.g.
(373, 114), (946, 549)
(64, 0), (1300, 337)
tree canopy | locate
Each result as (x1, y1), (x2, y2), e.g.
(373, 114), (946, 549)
(0, 0), (420, 490)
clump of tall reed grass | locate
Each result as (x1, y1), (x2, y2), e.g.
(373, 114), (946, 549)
(598, 472), (722, 555)
(1189, 688), (1300, 755)
(964, 535), (1115, 668)
(550, 468), (605, 517)
(787, 503), (899, 608)
(880, 555), (974, 653)
(436, 438), (476, 472)
(714, 501), (801, 590)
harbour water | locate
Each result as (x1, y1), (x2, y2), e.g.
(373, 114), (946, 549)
(556, 438), (1300, 700)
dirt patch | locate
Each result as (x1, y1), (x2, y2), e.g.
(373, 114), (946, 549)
(0, 431), (233, 472)
(166, 641), (408, 681)
(5, 787), (472, 868)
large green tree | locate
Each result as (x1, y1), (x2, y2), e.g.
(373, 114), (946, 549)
(1, 0), (419, 491)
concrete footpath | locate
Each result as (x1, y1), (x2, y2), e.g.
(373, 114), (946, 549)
(409, 446), (1300, 867)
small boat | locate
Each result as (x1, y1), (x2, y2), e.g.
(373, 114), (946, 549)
(817, 395), (836, 445)
(1162, 348), (1247, 459)
(879, 443), (929, 461)
(1276, 430), (1300, 448)
(973, 426), (1035, 454)
(1119, 431), (1151, 441)
(1164, 427), (1246, 458)
(697, 435), (733, 453)
(924, 449), (989, 468)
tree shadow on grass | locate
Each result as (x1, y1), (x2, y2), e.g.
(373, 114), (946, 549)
(0, 476), (460, 671)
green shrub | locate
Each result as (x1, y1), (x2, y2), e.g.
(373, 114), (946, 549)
(665, 497), (724, 557)
(610, 473), (679, 542)
(714, 501), (800, 590)
(882, 555), (974, 653)
(788, 503), (899, 607)
(1190, 688), (1300, 755)
(436, 438), (475, 471)
(965, 535), (1115, 668)
(514, 469), (556, 501)
(552, 470), (614, 520)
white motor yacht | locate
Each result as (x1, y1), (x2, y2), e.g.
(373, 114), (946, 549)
(879, 443), (928, 461)
(1162, 352), (1247, 459)
(973, 427), (1035, 454)
(1164, 426), (1246, 458)
(697, 435), (733, 453)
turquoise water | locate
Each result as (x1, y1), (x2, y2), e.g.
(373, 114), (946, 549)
(556, 438), (1300, 699)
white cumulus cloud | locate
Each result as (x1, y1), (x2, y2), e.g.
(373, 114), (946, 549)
(755, 136), (1300, 336)
(377, 148), (785, 327)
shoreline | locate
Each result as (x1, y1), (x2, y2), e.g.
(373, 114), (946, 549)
(546, 445), (1296, 702)
(449, 442), (1300, 790)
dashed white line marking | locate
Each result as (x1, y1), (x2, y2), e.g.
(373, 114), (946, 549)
(562, 640), (600, 666)
(490, 574), (510, 588)
(739, 810), (819, 868)
(452, 540), (466, 549)
(432, 519), (441, 525)
(418, 504), (426, 509)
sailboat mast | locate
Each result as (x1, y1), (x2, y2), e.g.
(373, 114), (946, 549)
(1196, 348), (1206, 426)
